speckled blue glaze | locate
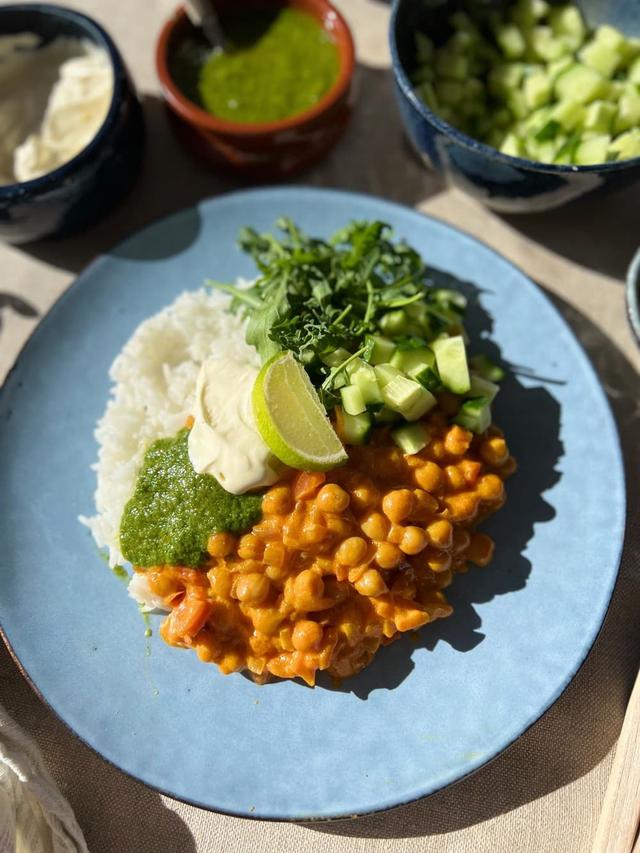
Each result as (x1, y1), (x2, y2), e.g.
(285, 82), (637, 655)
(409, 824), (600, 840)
(0, 4), (144, 243)
(0, 188), (625, 819)
(390, 0), (640, 213)
(626, 248), (640, 346)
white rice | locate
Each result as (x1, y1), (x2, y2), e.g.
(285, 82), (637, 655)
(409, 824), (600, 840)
(80, 287), (256, 572)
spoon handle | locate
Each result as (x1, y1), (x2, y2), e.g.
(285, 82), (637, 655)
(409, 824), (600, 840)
(184, 0), (226, 49)
(592, 666), (640, 853)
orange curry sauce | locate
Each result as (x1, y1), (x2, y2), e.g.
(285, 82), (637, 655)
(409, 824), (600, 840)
(139, 409), (515, 686)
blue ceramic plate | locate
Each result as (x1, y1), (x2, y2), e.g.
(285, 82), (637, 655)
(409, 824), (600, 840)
(0, 188), (624, 820)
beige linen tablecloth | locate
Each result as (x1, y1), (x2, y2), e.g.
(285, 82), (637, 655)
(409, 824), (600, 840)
(1, 2), (639, 851)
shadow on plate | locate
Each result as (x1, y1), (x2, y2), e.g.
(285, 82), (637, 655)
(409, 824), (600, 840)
(316, 270), (564, 700)
(498, 182), (640, 281)
(306, 290), (640, 839)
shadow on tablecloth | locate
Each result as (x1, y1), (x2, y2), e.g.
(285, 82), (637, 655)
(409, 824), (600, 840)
(306, 290), (640, 839)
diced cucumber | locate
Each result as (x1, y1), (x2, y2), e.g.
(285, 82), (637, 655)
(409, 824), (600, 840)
(374, 406), (401, 425)
(340, 384), (367, 416)
(381, 375), (436, 422)
(496, 24), (527, 60)
(350, 366), (383, 407)
(608, 129), (640, 160)
(534, 118), (561, 141)
(547, 55), (574, 81)
(416, 81), (438, 111)
(554, 132), (581, 163)
(379, 310), (410, 337)
(436, 49), (469, 81)
(512, 0), (549, 27)
(469, 374), (500, 402)
(595, 24), (626, 53)
(432, 335), (470, 394)
(550, 99), (586, 131)
(524, 71), (552, 109)
(469, 354), (505, 383)
(583, 100), (616, 133)
(365, 334), (396, 365)
(391, 423), (430, 455)
(614, 87), (640, 133)
(339, 409), (373, 446)
(555, 63), (608, 105)
(549, 6), (586, 42)
(489, 62), (526, 97)
(437, 80), (465, 106)
(629, 57), (640, 84)
(390, 346), (434, 373)
(332, 370), (348, 390)
(374, 363), (403, 388)
(500, 132), (525, 157)
(415, 33), (434, 63)
(580, 39), (621, 78)
(530, 26), (571, 63)
(454, 398), (492, 434)
(574, 134), (611, 165)
(322, 347), (352, 367)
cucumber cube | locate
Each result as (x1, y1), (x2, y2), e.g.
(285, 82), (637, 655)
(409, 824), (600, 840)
(496, 24), (527, 60)
(437, 80), (465, 106)
(339, 410), (372, 446)
(550, 6), (586, 41)
(350, 366), (383, 407)
(500, 132), (524, 157)
(584, 100), (616, 133)
(340, 385), (367, 416)
(436, 50), (469, 81)
(580, 39), (621, 77)
(547, 56), (573, 81)
(512, 0), (549, 27)
(550, 99), (586, 131)
(379, 310), (410, 337)
(432, 335), (470, 394)
(555, 64), (608, 105)
(365, 335), (396, 365)
(374, 363), (403, 388)
(322, 347), (352, 367)
(469, 355), (505, 382)
(415, 33), (434, 63)
(450, 11), (480, 35)
(574, 134), (611, 165)
(381, 375), (436, 422)
(614, 88), (640, 133)
(530, 26), (571, 62)
(416, 81), (438, 112)
(454, 399), (492, 434)
(391, 346), (435, 373)
(595, 24), (626, 53)
(524, 72), (552, 109)
(629, 57), (640, 84)
(391, 423), (430, 455)
(608, 129), (640, 161)
(488, 63), (525, 97)
(374, 406), (401, 425)
(469, 374), (500, 402)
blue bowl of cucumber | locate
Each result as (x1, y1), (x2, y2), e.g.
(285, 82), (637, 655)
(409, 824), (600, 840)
(390, 0), (640, 213)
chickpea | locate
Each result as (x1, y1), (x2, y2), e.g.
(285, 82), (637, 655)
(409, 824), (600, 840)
(382, 489), (414, 524)
(444, 465), (466, 491)
(252, 608), (284, 635)
(263, 541), (286, 568)
(478, 474), (505, 502)
(350, 482), (380, 512)
(452, 527), (471, 554)
(252, 516), (285, 541)
(292, 619), (323, 652)
(444, 492), (479, 522)
(414, 461), (443, 492)
(207, 532), (236, 558)
(237, 533), (263, 561)
(208, 566), (233, 598)
(360, 511), (390, 542)
(444, 424), (472, 456)
(426, 519), (453, 549)
(388, 524), (405, 545)
(399, 526), (428, 555)
(234, 573), (271, 605)
(316, 483), (350, 514)
(426, 549), (452, 573)
(374, 542), (403, 569)
(335, 537), (368, 566)
(480, 436), (509, 466)
(325, 515), (353, 539)
(262, 484), (292, 515)
(355, 569), (388, 597)
(459, 459), (482, 486)
(300, 523), (327, 546)
(428, 439), (447, 461)
(292, 569), (325, 610)
(467, 532), (495, 566)
(412, 489), (439, 517)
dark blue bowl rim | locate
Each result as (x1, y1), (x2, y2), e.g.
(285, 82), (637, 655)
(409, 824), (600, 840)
(626, 248), (640, 346)
(0, 3), (128, 199)
(389, 0), (640, 176)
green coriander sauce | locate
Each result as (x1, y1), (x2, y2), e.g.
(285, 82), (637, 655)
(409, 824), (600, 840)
(119, 430), (262, 568)
(172, 7), (339, 124)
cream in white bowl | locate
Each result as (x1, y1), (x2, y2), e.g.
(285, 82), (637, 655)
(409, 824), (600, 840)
(0, 33), (113, 185)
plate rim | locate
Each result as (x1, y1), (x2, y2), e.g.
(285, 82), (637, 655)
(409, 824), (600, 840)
(0, 185), (627, 821)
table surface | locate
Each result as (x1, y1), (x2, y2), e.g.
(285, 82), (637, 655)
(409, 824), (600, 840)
(1, 2), (639, 851)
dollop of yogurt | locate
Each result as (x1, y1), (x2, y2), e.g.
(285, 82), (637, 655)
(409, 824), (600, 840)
(0, 34), (113, 185)
(188, 356), (281, 495)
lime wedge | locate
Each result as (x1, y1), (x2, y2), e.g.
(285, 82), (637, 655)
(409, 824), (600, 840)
(253, 352), (348, 471)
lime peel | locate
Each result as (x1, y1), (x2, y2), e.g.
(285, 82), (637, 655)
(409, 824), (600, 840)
(253, 352), (348, 471)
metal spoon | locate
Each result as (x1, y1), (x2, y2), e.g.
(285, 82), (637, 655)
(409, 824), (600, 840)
(184, 0), (226, 51)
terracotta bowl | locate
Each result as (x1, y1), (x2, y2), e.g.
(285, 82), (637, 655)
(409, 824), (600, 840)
(156, 0), (355, 179)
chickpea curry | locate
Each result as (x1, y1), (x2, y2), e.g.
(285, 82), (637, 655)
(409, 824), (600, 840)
(119, 220), (516, 686)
